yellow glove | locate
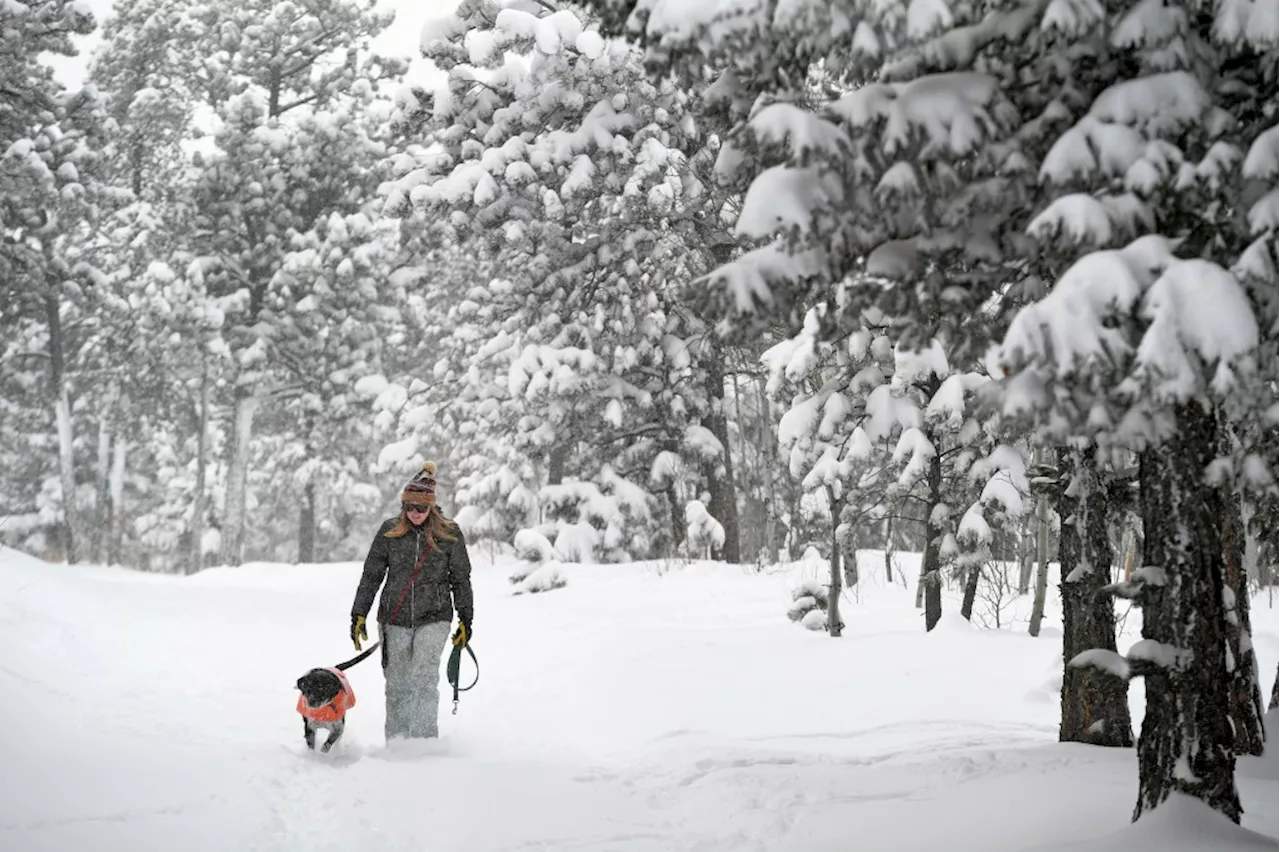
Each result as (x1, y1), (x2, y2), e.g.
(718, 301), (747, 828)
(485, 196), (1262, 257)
(452, 621), (470, 648)
(351, 615), (368, 651)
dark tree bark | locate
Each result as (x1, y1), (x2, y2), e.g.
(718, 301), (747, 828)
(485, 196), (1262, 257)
(1270, 668), (1278, 711)
(298, 479), (317, 564)
(1220, 469), (1266, 755)
(700, 342), (740, 563)
(1058, 448), (1133, 748)
(45, 280), (81, 564)
(922, 450), (944, 631)
(959, 565), (980, 621)
(665, 484), (685, 554)
(884, 516), (895, 583)
(188, 364), (209, 575)
(1017, 512), (1034, 594)
(547, 442), (569, 486)
(1133, 403), (1239, 823)
(826, 487), (844, 637)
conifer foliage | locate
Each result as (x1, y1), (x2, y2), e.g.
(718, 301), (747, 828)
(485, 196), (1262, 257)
(588, 0), (1276, 827)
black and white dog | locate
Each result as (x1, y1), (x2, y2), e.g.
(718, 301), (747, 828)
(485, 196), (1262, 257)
(295, 643), (379, 753)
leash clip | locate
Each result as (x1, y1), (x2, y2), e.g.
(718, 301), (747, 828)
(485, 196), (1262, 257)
(452, 698), (459, 715)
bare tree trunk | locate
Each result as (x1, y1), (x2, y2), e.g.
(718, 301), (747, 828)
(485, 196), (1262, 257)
(922, 451), (944, 631)
(93, 417), (111, 563)
(45, 282), (81, 564)
(1058, 447), (1132, 747)
(960, 565), (981, 621)
(1029, 449), (1052, 638)
(220, 388), (258, 567)
(1133, 403), (1239, 823)
(701, 343), (740, 563)
(108, 433), (127, 566)
(1017, 513), (1034, 594)
(826, 487), (843, 637)
(298, 479), (317, 564)
(884, 515), (895, 584)
(54, 387), (79, 563)
(757, 376), (777, 563)
(665, 484), (685, 555)
(547, 442), (568, 486)
(188, 364), (209, 575)
(1219, 452), (1266, 756)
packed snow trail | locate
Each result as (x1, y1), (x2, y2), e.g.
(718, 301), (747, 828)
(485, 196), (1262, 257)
(1, 546), (1276, 851)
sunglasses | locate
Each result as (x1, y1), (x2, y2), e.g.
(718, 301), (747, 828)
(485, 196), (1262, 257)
(402, 504), (430, 514)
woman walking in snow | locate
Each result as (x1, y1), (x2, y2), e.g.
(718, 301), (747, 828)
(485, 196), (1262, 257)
(350, 461), (474, 741)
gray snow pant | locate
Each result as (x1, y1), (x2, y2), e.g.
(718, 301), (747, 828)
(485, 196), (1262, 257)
(381, 621), (451, 741)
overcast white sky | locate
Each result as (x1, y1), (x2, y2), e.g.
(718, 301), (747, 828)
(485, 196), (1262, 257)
(45, 0), (461, 90)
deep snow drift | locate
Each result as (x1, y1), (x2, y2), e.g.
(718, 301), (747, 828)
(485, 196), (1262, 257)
(1, 545), (1276, 851)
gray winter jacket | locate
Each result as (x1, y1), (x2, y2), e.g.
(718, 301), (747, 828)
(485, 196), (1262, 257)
(351, 518), (474, 629)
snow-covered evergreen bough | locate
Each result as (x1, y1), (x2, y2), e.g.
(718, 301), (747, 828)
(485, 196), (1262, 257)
(586, 0), (1277, 828)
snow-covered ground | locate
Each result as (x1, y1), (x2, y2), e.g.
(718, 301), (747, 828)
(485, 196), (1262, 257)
(1, 545), (1276, 851)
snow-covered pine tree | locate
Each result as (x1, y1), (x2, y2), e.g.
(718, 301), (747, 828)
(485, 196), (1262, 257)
(997, 0), (1277, 819)
(385, 0), (744, 561)
(764, 306), (897, 635)
(177, 0), (401, 565)
(0, 0), (112, 563)
(767, 303), (1019, 633)
(268, 202), (406, 562)
(88, 0), (193, 201)
(593, 0), (1274, 824)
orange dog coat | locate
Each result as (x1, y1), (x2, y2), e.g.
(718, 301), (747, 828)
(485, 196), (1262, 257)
(297, 668), (357, 723)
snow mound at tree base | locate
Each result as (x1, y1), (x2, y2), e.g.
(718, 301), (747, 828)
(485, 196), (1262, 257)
(1033, 794), (1275, 852)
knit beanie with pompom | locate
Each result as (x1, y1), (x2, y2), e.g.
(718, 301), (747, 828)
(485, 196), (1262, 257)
(400, 461), (437, 509)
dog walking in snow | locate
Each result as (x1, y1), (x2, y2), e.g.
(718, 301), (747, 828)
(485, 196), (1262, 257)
(295, 643), (379, 752)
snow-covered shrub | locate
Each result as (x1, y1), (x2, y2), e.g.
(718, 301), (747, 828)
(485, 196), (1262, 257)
(787, 579), (829, 625)
(800, 609), (827, 632)
(512, 562), (567, 596)
(514, 528), (555, 563)
(685, 499), (725, 558)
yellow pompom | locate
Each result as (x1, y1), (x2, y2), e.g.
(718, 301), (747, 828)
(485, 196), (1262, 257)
(422, 460), (437, 475)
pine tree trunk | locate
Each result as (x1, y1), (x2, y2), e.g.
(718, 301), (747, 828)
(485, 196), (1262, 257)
(884, 516), (895, 583)
(700, 344), (740, 563)
(1029, 452), (1052, 637)
(298, 479), (317, 564)
(827, 491), (843, 638)
(922, 451), (943, 632)
(220, 388), (258, 567)
(45, 282), (80, 564)
(1133, 403), (1239, 823)
(665, 484), (685, 555)
(108, 434), (127, 566)
(93, 418), (110, 563)
(1018, 513), (1035, 594)
(960, 564), (981, 621)
(1058, 447), (1133, 747)
(547, 443), (568, 486)
(1220, 470), (1265, 755)
(757, 376), (777, 563)
(189, 367), (209, 574)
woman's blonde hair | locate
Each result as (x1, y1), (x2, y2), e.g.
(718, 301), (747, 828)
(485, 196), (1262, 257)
(384, 505), (459, 542)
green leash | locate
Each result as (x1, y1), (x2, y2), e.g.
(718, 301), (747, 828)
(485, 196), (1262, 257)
(446, 642), (479, 715)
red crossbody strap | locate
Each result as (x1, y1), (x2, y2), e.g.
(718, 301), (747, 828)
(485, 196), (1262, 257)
(384, 530), (435, 626)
